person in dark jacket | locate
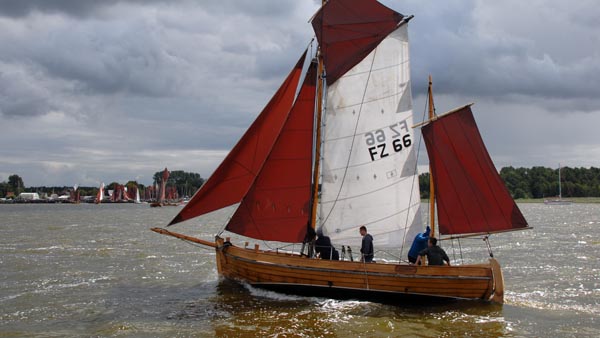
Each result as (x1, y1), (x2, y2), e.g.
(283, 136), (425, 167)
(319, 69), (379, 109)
(359, 225), (374, 263)
(315, 229), (339, 260)
(416, 237), (450, 266)
(408, 226), (431, 264)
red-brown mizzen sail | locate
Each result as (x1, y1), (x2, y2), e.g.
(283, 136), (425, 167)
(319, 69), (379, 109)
(168, 51), (307, 226)
(421, 105), (529, 236)
(312, 0), (404, 85)
(225, 61), (318, 242)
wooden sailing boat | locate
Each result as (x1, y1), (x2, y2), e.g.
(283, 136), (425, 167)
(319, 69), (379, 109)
(152, 0), (529, 303)
(134, 187), (141, 204)
(95, 182), (105, 204)
(151, 168), (177, 207)
(544, 164), (572, 205)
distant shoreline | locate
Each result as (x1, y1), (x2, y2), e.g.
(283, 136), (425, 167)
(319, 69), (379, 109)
(515, 197), (600, 203)
(4, 197), (600, 205)
(418, 197), (600, 204)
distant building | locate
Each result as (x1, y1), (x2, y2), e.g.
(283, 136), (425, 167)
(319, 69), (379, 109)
(18, 192), (40, 200)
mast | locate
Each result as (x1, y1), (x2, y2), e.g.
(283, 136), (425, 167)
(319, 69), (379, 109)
(558, 163), (562, 199)
(427, 75), (436, 236)
(310, 1), (326, 229)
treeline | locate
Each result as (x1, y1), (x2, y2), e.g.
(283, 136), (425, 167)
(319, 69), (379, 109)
(419, 166), (600, 199)
(499, 166), (600, 199)
(1, 170), (205, 199)
(152, 170), (204, 198)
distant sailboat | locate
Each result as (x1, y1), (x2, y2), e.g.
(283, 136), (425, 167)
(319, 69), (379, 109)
(152, 0), (530, 303)
(151, 168), (177, 207)
(72, 184), (80, 204)
(135, 188), (141, 204)
(544, 164), (572, 205)
(95, 182), (105, 204)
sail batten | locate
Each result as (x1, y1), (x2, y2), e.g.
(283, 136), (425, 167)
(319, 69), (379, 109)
(422, 106), (529, 235)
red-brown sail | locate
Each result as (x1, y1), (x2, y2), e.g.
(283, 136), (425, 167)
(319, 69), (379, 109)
(422, 105), (528, 236)
(225, 61), (318, 242)
(168, 51), (307, 226)
(159, 168), (169, 202)
(311, 0), (404, 85)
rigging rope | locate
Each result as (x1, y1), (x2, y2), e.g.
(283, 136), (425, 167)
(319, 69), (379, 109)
(398, 86), (431, 260)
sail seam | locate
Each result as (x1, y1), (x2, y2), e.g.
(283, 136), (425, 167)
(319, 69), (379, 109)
(336, 60), (408, 81)
(322, 201), (421, 235)
(320, 49), (379, 226)
(320, 175), (413, 204)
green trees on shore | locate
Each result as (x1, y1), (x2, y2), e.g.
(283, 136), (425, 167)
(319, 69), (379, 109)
(1, 170), (205, 200)
(499, 166), (600, 199)
(152, 170), (204, 198)
(419, 166), (600, 199)
(0, 174), (24, 197)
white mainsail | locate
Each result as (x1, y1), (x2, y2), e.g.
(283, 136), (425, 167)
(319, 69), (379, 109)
(97, 182), (105, 203)
(319, 24), (422, 250)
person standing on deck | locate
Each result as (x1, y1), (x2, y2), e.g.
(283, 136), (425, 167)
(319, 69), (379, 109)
(408, 226), (431, 264)
(359, 226), (374, 263)
(416, 237), (450, 266)
(315, 228), (339, 260)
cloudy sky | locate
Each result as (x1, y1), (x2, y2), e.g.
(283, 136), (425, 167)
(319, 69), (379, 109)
(1, 0), (599, 187)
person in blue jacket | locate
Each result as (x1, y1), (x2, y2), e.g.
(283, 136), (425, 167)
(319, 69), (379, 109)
(408, 225), (431, 264)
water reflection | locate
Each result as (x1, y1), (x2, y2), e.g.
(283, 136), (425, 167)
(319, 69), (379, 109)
(171, 279), (510, 337)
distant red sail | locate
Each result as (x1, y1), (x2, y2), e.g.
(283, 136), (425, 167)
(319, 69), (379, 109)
(422, 105), (529, 236)
(159, 168), (169, 202)
(225, 60), (317, 242)
(168, 51), (307, 226)
(161, 168), (169, 181)
(312, 0), (404, 85)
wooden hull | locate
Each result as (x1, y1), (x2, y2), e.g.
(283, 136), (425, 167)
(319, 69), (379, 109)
(215, 238), (504, 303)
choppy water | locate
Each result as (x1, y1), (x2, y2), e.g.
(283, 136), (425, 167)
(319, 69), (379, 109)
(0, 203), (598, 337)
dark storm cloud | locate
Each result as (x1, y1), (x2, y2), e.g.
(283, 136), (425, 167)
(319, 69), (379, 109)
(1, 98), (52, 117)
(1, 0), (598, 186)
(201, 0), (304, 17)
(0, 0), (311, 19)
(0, 0), (171, 18)
(403, 0), (600, 113)
(0, 0), (102, 18)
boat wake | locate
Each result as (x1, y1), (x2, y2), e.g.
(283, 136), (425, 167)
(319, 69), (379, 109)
(506, 290), (599, 316)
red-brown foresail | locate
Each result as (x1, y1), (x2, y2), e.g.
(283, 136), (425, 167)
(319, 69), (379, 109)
(226, 60), (318, 242)
(169, 51), (308, 226)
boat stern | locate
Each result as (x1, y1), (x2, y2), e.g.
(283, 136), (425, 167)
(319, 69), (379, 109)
(215, 237), (227, 275)
(488, 258), (504, 304)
